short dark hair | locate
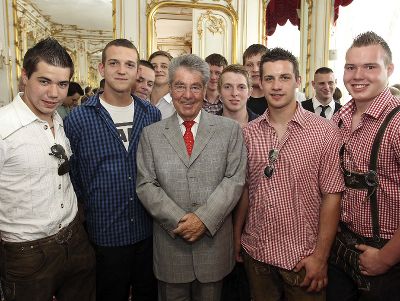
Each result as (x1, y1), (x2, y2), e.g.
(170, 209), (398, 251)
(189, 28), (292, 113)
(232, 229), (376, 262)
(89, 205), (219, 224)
(260, 47), (299, 79)
(315, 67), (334, 75)
(349, 31), (392, 65)
(23, 37), (74, 79)
(205, 53), (228, 67)
(67, 82), (84, 96)
(139, 59), (155, 71)
(243, 44), (267, 65)
(99, 78), (105, 89)
(102, 39), (139, 64)
(84, 86), (92, 94)
(149, 50), (173, 62)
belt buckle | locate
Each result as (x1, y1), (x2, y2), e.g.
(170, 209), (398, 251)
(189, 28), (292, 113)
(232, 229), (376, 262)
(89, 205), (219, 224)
(54, 228), (72, 244)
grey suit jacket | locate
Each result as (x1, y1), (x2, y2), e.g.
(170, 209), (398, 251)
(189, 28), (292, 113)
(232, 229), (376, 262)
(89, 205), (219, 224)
(136, 110), (247, 283)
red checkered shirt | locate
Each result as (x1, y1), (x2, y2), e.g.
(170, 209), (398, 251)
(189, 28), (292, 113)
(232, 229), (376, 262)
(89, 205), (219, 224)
(332, 87), (400, 240)
(241, 104), (344, 270)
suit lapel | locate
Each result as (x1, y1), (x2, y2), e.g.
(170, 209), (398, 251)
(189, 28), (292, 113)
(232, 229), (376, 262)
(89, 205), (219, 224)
(163, 114), (190, 167)
(189, 112), (215, 166)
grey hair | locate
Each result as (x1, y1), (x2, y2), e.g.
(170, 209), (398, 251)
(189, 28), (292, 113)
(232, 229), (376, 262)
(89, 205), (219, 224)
(168, 54), (210, 86)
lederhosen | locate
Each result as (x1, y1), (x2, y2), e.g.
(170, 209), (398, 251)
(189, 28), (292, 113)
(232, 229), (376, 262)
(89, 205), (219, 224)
(329, 106), (400, 291)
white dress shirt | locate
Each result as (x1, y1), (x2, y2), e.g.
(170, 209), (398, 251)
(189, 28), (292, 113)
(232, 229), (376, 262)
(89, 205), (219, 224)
(0, 93), (77, 242)
(156, 93), (175, 120)
(177, 110), (201, 140)
(312, 97), (336, 120)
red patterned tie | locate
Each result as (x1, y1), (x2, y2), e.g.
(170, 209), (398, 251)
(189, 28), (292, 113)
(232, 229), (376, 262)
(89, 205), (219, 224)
(183, 120), (195, 156)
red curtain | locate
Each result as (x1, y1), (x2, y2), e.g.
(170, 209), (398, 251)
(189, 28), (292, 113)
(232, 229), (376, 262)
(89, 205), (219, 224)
(265, 0), (354, 36)
(266, 0), (301, 36)
(334, 0), (354, 24)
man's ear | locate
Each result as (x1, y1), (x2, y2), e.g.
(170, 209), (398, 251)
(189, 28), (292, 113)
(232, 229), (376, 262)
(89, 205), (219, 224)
(98, 62), (105, 77)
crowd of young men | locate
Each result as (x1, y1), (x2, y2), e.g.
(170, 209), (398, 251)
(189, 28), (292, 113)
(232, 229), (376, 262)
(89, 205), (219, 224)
(0, 30), (399, 301)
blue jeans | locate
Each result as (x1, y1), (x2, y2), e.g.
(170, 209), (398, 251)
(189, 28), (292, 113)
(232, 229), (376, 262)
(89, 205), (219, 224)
(327, 261), (400, 301)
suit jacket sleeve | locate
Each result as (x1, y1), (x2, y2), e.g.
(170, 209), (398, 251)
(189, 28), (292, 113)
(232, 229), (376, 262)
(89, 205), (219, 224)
(194, 122), (247, 237)
(136, 127), (187, 236)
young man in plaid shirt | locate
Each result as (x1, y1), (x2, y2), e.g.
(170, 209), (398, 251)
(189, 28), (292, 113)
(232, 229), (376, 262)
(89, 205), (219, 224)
(328, 31), (400, 301)
(234, 48), (344, 301)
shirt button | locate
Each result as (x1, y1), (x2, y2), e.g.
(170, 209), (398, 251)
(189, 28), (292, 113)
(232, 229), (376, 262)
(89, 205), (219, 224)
(128, 176), (132, 180)
(130, 197), (133, 201)
(58, 184), (61, 189)
(192, 202), (198, 206)
(130, 218), (134, 222)
(44, 125), (48, 130)
(61, 204), (64, 208)
(58, 223), (62, 229)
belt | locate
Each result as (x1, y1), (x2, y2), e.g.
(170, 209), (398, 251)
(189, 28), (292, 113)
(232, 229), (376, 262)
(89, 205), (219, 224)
(1, 215), (80, 251)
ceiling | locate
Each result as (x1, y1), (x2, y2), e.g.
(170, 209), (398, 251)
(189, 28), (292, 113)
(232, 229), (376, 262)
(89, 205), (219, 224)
(27, 0), (112, 31)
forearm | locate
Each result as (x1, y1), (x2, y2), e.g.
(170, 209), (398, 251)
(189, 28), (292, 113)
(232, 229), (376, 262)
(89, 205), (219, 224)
(379, 227), (400, 267)
(313, 192), (341, 260)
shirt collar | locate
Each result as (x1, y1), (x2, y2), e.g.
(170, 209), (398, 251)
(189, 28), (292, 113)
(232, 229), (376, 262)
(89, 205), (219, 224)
(12, 93), (63, 126)
(260, 102), (308, 129)
(177, 110), (202, 125)
(311, 97), (335, 111)
(163, 93), (172, 104)
(336, 87), (393, 126)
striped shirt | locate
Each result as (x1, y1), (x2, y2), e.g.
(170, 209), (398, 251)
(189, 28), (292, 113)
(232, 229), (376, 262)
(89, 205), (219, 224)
(332, 87), (400, 239)
(242, 104), (344, 269)
(64, 94), (161, 246)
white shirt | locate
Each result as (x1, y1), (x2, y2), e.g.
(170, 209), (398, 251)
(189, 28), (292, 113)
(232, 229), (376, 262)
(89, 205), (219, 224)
(177, 110), (201, 140)
(0, 93), (77, 242)
(156, 93), (175, 120)
(312, 97), (336, 120)
(100, 97), (134, 151)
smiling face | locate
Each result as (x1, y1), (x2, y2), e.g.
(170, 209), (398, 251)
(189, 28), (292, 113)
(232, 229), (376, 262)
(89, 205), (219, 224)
(219, 71), (251, 113)
(312, 72), (336, 104)
(344, 44), (393, 105)
(134, 65), (155, 100)
(22, 61), (70, 122)
(207, 64), (224, 92)
(244, 53), (263, 89)
(171, 67), (205, 121)
(261, 60), (300, 110)
(150, 55), (170, 86)
(98, 45), (138, 95)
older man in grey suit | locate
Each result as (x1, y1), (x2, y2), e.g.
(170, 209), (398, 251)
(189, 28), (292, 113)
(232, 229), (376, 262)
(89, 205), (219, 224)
(136, 54), (247, 301)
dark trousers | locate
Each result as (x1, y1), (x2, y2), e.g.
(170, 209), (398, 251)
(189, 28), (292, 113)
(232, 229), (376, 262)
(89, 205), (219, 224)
(327, 262), (400, 301)
(94, 236), (157, 301)
(0, 217), (96, 301)
(221, 262), (251, 301)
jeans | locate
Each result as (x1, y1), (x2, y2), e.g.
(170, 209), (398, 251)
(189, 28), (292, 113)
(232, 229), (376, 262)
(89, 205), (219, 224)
(0, 216), (96, 301)
(243, 251), (325, 301)
(94, 236), (157, 301)
(327, 261), (400, 301)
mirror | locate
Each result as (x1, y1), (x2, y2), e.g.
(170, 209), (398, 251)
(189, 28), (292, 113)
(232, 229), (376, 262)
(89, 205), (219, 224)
(13, 0), (114, 89)
(147, 1), (238, 63)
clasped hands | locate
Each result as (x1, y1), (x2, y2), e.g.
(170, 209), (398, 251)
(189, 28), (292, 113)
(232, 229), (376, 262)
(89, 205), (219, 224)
(173, 212), (206, 242)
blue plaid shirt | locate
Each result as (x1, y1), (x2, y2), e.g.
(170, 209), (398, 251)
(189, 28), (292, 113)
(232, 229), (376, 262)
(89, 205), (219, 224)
(64, 94), (161, 246)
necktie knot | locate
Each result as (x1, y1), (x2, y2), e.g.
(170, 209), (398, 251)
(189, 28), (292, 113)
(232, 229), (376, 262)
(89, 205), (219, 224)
(319, 105), (328, 118)
(183, 121), (195, 156)
(183, 120), (195, 130)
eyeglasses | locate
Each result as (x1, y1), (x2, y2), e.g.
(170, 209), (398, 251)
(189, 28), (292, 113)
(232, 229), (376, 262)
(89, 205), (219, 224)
(49, 144), (70, 176)
(172, 84), (203, 95)
(264, 149), (279, 178)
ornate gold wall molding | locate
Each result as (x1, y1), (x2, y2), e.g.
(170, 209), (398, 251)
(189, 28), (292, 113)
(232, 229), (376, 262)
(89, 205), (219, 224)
(146, 0), (238, 62)
(197, 10), (225, 37)
(305, 0), (313, 94)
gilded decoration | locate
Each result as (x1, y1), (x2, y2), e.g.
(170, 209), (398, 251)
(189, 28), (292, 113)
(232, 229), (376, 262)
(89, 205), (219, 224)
(197, 10), (225, 37)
